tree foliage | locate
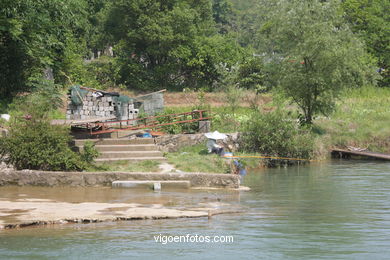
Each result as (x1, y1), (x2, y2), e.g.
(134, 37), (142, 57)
(256, 0), (377, 124)
(241, 109), (314, 165)
(0, 0), (387, 100)
(104, 0), (244, 90)
(341, 0), (390, 86)
(0, 0), (91, 98)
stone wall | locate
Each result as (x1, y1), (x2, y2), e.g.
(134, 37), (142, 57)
(155, 133), (207, 152)
(155, 133), (241, 152)
(0, 170), (239, 189)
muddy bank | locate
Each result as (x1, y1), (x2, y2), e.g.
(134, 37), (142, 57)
(0, 170), (240, 188)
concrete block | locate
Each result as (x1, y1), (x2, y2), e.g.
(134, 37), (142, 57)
(199, 121), (211, 133)
(112, 181), (190, 189)
(153, 182), (161, 191)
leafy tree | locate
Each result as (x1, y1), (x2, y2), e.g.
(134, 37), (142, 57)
(0, 0), (90, 99)
(212, 0), (236, 34)
(256, 0), (377, 124)
(105, 0), (244, 91)
(341, 0), (390, 86)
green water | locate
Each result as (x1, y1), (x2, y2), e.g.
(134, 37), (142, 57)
(1, 160), (390, 259)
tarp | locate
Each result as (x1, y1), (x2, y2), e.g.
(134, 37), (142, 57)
(204, 131), (227, 140)
(70, 85), (88, 106)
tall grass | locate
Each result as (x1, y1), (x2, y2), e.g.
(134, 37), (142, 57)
(315, 86), (390, 153)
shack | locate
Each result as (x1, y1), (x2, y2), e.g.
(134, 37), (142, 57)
(66, 86), (164, 125)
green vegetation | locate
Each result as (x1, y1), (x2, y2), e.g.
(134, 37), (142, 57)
(241, 109), (314, 162)
(1, 0), (389, 170)
(0, 81), (98, 171)
(256, 0), (376, 124)
(166, 144), (230, 173)
(0, 119), (87, 171)
(316, 86), (390, 153)
(88, 160), (160, 172)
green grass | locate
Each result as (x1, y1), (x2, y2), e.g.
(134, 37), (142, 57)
(315, 86), (390, 153)
(166, 144), (231, 173)
(162, 106), (253, 133)
(87, 160), (161, 172)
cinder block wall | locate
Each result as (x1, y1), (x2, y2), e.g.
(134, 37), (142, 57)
(66, 92), (139, 121)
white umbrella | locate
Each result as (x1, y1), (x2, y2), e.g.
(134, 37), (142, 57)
(204, 131), (227, 140)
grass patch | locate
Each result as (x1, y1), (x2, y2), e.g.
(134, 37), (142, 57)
(87, 160), (160, 172)
(166, 144), (231, 173)
(315, 86), (390, 153)
(162, 106), (253, 133)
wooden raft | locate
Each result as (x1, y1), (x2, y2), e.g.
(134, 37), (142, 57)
(332, 148), (390, 161)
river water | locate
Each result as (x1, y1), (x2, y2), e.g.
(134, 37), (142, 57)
(1, 160), (390, 260)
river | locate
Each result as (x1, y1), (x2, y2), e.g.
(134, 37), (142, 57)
(1, 160), (390, 259)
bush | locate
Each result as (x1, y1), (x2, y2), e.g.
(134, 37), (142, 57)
(155, 108), (199, 134)
(80, 141), (99, 164)
(0, 119), (87, 171)
(241, 109), (314, 166)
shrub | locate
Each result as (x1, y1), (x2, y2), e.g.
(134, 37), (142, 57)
(156, 108), (199, 134)
(241, 109), (314, 166)
(81, 141), (99, 164)
(0, 118), (86, 171)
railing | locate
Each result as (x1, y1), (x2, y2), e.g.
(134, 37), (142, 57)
(90, 110), (211, 135)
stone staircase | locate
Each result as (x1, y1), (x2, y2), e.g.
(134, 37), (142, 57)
(74, 138), (166, 163)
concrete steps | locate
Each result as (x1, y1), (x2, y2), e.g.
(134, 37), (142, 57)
(95, 157), (166, 162)
(74, 138), (165, 163)
(89, 144), (157, 152)
(74, 138), (155, 146)
(98, 151), (163, 159)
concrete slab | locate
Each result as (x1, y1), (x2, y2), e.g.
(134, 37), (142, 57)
(112, 180), (191, 189)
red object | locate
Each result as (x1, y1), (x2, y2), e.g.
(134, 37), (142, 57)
(89, 110), (212, 135)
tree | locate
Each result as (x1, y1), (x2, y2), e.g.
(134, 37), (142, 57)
(0, 0), (90, 99)
(341, 0), (390, 86)
(104, 0), (244, 91)
(256, 0), (377, 124)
